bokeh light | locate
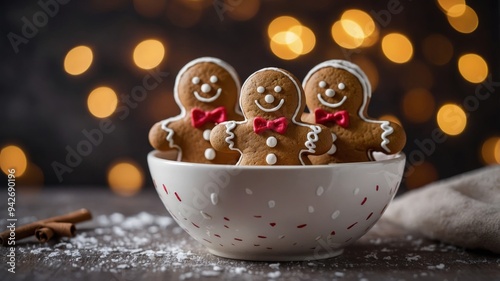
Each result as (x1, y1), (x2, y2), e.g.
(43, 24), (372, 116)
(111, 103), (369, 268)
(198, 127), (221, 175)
(437, 0), (466, 15)
(0, 145), (28, 177)
(340, 9), (379, 47)
(422, 34), (453, 66)
(226, 0), (260, 21)
(133, 39), (166, 70)
(481, 137), (500, 165)
(331, 20), (363, 49)
(268, 16), (316, 60)
(447, 5), (478, 34)
(436, 104), (467, 136)
(402, 88), (435, 123)
(458, 53), (488, 83)
(133, 0), (166, 18)
(381, 33), (413, 63)
(108, 160), (144, 196)
(331, 9), (378, 49)
(87, 86), (118, 118)
(406, 161), (438, 189)
(341, 9), (377, 39)
(268, 16), (300, 38)
(64, 45), (93, 75)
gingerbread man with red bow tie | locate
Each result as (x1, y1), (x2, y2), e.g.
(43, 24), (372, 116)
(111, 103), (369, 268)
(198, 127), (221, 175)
(210, 67), (332, 165)
(148, 57), (242, 164)
(302, 60), (406, 164)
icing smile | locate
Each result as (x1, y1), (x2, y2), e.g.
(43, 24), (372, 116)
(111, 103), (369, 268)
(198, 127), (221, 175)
(317, 93), (347, 108)
(194, 88), (222, 103)
(255, 99), (285, 112)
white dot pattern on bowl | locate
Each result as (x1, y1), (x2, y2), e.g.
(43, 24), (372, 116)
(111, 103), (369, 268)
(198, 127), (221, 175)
(154, 177), (400, 256)
(268, 200), (276, 208)
(331, 210), (340, 220)
(316, 186), (324, 196)
(210, 193), (218, 205)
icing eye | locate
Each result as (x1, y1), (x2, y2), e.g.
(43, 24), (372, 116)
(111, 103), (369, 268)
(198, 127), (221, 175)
(257, 86), (265, 93)
(210, 75), (218, 83)
(274, 86), (282, 93)
(338, 83), (345, 90)
(319, 81), (327, 88)
(192, 77), (200, 85)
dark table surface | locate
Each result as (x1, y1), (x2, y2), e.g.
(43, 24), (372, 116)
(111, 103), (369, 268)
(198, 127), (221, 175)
(1, 187), (499, 281)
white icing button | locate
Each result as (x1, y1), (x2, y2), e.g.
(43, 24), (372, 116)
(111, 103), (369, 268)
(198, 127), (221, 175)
(266, 136), (277, 147)
(325, 89), (335, 97)
(210, 75), (218, 83)
(203, 129), (211, 141)
(319, 81), (326, 88)
(192, 77), (200, 84)
(257, 86), (265, 93)
(266, 153), (277, 165)
(204, 148), (216, 160)
(274, 86), (282, 93)
(201, 83), (211, 93)
(338, 82), (345, 90)
(264, 94), (275, 104)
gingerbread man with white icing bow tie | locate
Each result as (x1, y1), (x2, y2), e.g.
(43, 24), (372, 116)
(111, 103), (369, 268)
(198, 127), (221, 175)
(148, 57), (242, 164)
(302, 60), (406, 164)
(210, 67), (332, 165)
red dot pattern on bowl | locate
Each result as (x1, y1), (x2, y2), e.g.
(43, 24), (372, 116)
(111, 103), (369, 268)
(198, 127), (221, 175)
(156, 180), (399, 251)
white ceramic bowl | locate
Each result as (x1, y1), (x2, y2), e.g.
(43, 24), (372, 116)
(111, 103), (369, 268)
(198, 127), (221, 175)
(148, 150), (405, 261)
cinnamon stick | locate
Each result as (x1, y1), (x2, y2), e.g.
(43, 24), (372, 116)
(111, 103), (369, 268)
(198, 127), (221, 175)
(0, 208), (92, 246)
(35, 227), (54, 243)
(35, 222), (76, 243)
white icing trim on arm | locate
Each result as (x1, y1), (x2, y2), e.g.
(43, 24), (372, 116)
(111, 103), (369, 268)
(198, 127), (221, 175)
(299, 125), (323, 165)
(379, 121), (394, 153)
(223, 121), (243, 165)
(161, 119), (183, 161)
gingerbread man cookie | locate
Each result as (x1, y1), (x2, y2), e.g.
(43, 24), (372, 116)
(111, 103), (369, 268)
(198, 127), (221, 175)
(210, 67), (332, 165)
(302, 59), (406, 164)
(148, 57), (242, 164)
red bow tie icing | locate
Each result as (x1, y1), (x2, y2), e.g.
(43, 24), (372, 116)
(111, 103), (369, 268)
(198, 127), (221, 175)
(314, 109), (350, 128)
(253, 117), (288, 134)
(191, 107), (227, 128)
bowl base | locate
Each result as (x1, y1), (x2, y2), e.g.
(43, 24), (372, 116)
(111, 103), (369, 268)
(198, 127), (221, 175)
(207, 248), (344, 262)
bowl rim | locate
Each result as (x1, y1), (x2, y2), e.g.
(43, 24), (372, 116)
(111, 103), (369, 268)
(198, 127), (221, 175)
(148, 150), (406, 170)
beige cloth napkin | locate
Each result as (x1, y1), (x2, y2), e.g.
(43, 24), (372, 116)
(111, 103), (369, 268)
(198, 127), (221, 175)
(384, 165), (500, 254)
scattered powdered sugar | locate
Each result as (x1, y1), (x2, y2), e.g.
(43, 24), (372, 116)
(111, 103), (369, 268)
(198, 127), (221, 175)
(267, 271), (281, 278)
(406, 254), (421, 262)
(10, 211), (495, 280)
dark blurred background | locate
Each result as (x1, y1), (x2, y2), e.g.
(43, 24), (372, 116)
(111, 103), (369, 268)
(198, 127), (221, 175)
(1, 0), (499, 195)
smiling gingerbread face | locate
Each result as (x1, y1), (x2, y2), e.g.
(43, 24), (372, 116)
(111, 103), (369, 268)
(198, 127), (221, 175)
(303, 67), (364, 115)
(176, 60), (239, 111)
(303, 59), (406, 164)
(240, 68), (303, 121)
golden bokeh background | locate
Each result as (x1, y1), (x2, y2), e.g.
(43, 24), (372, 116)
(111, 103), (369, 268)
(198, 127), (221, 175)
(1, 0), (498, 195)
